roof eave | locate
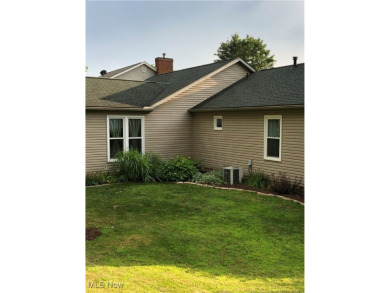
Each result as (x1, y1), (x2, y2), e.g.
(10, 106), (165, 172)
(86, 106), (153, 112)
(189, 104), (304, 112)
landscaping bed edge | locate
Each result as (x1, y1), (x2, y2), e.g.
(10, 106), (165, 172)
(177, 181), (304, 206)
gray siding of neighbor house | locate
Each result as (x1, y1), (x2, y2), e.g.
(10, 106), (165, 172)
(144, 63), (250, 159)
(114, 66), (155, 81)
(86, 62), (250, 173)
(192, 108), (304, 181)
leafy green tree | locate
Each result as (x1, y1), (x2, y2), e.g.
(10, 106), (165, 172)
(214, 33), (275, 70)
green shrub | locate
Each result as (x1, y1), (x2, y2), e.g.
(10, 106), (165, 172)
(191, 158), (205, 173)
(86, 172), (117, 186)
(192, 170), (224, 185)
(114, 149), (164, 183)
(246, 171), (270, 189)
(161, 156), (199, 182)
(270, 172), (303, 195)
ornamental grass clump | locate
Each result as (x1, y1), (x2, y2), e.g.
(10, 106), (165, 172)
(246, 171), (270, 189)
(114, 149), (164, 183)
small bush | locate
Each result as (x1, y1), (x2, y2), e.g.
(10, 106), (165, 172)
(86, 172), (117, 186)
(246, 171), (270, 189)
(161, 156), (199, 182)
(114, 149), (164, 182)
(270, 172), (303, 195)
(191, 158), (205, 173)
(192, 170), (224, 185)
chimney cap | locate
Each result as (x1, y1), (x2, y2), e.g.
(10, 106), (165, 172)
(100, 70), (107, 76)
(162, 53), (166, 58)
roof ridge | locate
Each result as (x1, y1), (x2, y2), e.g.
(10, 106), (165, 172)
(254, 63), (304, 73)
(86, 76), (171, 84)
(149, 58), (236, 77)
(86, 76), (144, 82)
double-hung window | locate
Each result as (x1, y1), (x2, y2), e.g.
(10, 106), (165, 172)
(108, 118), (124, 161)
(128, 118), (143, 152)
(107, 116), (144, 161)
(264, 115), (282, 161)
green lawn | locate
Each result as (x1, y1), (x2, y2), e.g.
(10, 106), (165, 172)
(86, 183), (304, 292)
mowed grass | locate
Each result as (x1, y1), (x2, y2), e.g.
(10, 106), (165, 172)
(86, 183), (304, 292)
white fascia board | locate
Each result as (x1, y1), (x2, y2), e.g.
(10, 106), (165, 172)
(236, 57), (256, 72)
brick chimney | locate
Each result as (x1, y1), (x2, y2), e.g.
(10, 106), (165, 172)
(155, 53), (173, 74)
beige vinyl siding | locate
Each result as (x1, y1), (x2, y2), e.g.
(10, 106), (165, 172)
(85, 110), (146, 173)
(192, 108), (304, 181)
(144, 63), (250, 159)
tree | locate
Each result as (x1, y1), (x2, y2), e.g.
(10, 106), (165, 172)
(214, 34), (275, 71)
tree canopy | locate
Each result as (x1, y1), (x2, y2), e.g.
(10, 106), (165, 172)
(214, 34), (275, 71)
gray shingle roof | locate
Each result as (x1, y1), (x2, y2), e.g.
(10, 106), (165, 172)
(101, 59), (234, 107)
(191, 63), (304, 110)
(86, 77), (145, 109)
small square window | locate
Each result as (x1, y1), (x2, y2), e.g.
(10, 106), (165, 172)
(214, 116), (223, 130)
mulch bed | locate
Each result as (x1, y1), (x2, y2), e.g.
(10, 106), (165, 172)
(216, 183), (304, 203)
(86, 228), (102, 241)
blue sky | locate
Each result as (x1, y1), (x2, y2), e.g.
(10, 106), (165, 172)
(86, 1), (304, 77)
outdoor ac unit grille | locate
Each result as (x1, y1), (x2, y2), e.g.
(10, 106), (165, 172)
(223, 169), (231, 184)
(233, 169), (240, 183)
(223, 167), (243, 185)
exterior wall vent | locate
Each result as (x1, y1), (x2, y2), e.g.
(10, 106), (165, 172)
(223, 167), (243, 184)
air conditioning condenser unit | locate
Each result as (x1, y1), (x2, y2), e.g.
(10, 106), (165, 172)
(223, 166), (243, 184)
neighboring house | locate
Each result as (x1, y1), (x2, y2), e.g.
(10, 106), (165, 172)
(98, 55), (176, 81)
(100, 61), (156, 81)
(86, 57), (304, 182)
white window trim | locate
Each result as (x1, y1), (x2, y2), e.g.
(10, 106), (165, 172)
(214, 116), (223, 130)
(107, 115), (145, 162)
(264, 115), (282, 161)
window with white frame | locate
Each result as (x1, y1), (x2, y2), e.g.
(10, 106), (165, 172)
(107, 116), (144, 161)
(214, 116), (223, 130)
(264, 115), (282, 161)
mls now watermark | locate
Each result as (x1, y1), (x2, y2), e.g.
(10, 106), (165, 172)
(88, 281), (124, 289)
